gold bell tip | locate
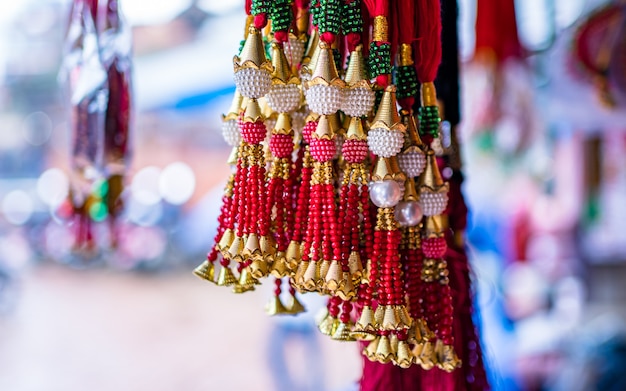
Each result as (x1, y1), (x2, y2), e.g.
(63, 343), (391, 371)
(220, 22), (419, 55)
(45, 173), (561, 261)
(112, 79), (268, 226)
(193, 261), (215, 283)
(265, 295), (288, 316)
(420, 150), (446, 190)
(234, 26), (271, 71)
(331, 322), (356, 342)
(370, 85), (404, 132)
(285, 295), (306, 315)
(216, 266), (238, 287)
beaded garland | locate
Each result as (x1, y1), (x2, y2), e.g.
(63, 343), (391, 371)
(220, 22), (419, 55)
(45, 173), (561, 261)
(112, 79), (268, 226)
(194, 0), (468, 372)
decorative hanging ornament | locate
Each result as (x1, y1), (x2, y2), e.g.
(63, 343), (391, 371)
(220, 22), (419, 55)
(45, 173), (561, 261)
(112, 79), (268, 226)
(195, 0), (483, 376)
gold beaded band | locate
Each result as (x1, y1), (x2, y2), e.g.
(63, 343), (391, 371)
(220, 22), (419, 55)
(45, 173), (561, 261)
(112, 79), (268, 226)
(399, 44), (414, 66)
(373, 16), (388, 42)
(420, 82), (437, 107)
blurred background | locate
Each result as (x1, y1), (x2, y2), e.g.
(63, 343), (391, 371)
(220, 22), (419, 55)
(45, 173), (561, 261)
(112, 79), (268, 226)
(0, 0), (625, 390)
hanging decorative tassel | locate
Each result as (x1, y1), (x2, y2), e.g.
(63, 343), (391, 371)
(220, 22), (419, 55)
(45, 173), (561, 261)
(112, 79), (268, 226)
(60, 0), (108, 257)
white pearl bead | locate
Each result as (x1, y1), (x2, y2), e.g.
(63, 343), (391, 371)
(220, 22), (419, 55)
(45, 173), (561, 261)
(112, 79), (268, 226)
(367, 128), (404, 158)
(234, 68), (272, 98)
(398, 150), (426, 177)
(395, 201), (423, 227)
(342, 87), (375, 117)
(305, 84), (342, 114)
(221, 119), (241, 146)
(369, 180), (402, 208)
(267, 84), (300, 113)
(419, 190), (449, 216)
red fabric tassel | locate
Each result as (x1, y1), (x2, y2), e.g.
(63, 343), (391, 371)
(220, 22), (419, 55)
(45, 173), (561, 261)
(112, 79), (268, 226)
(474, 0), (523, 64)
(414, 0), (442, 83)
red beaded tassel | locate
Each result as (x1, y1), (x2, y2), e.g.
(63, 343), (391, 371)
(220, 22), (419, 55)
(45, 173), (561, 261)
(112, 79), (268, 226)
(288, 115), (316, 279)
(295, 115), (342, 293)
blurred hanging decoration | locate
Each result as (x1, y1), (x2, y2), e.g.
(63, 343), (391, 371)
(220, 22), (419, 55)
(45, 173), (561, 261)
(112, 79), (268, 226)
(571, 2), (626, 108)
(195, 0), (488, 381)
(59, 0), (133, 258)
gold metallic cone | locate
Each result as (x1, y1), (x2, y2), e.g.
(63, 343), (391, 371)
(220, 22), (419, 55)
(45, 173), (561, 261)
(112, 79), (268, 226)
(420, 150), (445, 190)
(226, 235), (244, 261)
(354, 306), (377, 332)
(416, 318), (436, 342)
(372, 156), (406, 182)
(242, 233), (262, 259)
(423, 215), (445, 238)
(403, 177), (419, 202)
(314, 115), (334, 140)
(193, 260), (215, 283)
(243, 99), (264, 123)
(335, 272), (356, 301)
(302, 28), (319, 66)
(346, 117), (366, 141)
(302, 261), (320, 291)
(249, 258), (269, 279)
(265, 295), (288, 316)
(308, 42), (343, 86)
(285, 294), (306, 315)
(260, 235), (277, 262)
(370, 85), (404, 131)
(270, 256), (290, 278)
(331, 322), (356, 341)
(420, 82), (437, 107)
(381, 305), (400, 330)
(216, 266), (238, 287)
(400, 109), (424, 149)
(294, 260), (308, 286)
(285, 241), (301, 272)
(217, 228), (235, 252)
(324, 260), (341, 292)
(395, 305), (413, 329)
(344, 45), (368, 86)
(223, 90), (244, 121)
(318, 260), (330, 281)
(412, 342), (424, 365)
(238, 267), (258, 290)
(348, 251), (363, 281)
(394, 340), (414, 369)
(364, 337), (380, 360)
(317, 312), (333, 335)
(328, 112), (343, 135)
(273, 113), (293, 135)
(374, 305), (385, 326)
(438, 344), (462, 372)
(389, 333), (400, 355)
(418, 340), (436, 370)
(270, 42), (297, 84)
(375, 335), (393, 364)
(234, 26), (272, 71)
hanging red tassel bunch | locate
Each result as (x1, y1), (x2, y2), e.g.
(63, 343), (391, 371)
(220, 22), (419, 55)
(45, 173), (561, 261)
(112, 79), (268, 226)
(196, 0), (483, 373)
(59, 0), (133, 257)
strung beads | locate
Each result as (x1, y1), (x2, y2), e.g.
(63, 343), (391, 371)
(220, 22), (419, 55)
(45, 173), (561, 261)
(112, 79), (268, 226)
(422, 237), (447, 259)
(306, 84), (343, 114)
(419, 190), (449, 216)
(342, 139), (368, 163)
(342, 87), (375, 117)
(221, 119), (241, 147)
(269, 134), (294, 158)
(398, 150), (426, 177)
(310, 138), (336, 162)
(267, 84), (301, 113)
(234, 68), (272, 99)
(367, 128), (404, 158)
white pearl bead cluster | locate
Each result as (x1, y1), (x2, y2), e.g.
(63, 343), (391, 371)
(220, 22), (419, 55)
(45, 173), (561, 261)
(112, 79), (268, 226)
(398, 150), (426, 177)
(419, 190), (449, 216)
(284, 37), (305, 68)
(342, 87), (375, 117)
(305, 84), (343, 114)
(367, 128), (404, 158)
(234, 68), (272, 99)
(221, 119), (241, 147)
(267, 84), (301, 113)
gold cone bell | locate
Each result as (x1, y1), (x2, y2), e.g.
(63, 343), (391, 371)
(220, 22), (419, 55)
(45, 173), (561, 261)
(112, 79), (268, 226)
(324, 260), (341, 292)
(438, 343), (462, 372)
(193, 260), (215, 283)
(236, 267), (258, 292)
(222, 91), (244, 122)
(216, 266), (238, 287)
(370, 85), (404, 132)
(375, 335), (394, 364)
(306, 42), (344, 87)
(364, 337), (380, 360)
(318, 313), (338, 336)
(265, 295), (288, 316)
(346, 117), (366, 141)
(285, 294), (306, 315)
(331, 321), (356, 342)
(344, 45), (369, 87)
(234, 26), (272, 72)
(270, 42), (299, 85)
(394, 340), (414, 369)
(417, 340), (437, 370)
(400, 108), (424, 149)
(420, 150), (447, 191)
